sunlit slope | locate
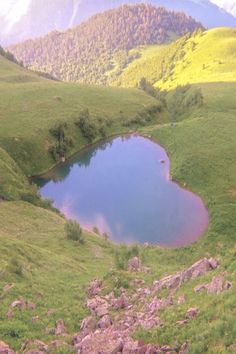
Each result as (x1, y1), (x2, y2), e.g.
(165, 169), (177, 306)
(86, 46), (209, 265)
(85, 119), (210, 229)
(117, 28), (236, 89)
(0, 54), (42, 83)
(0, 54), (158, 176)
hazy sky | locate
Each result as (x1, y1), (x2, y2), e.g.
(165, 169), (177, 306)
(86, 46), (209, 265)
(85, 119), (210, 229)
(0, 0), (31, 26)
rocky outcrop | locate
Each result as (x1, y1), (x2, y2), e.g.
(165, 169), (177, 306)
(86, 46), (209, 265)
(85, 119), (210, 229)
(55, 319), (67, 336)
(127, 256), (142, 272)
(194, 274), (232, 295)
(0, 341), (14, 354)
(186, 308), (199, 319)
(87, 279), (102, 297)
(153, 258), (219, 293)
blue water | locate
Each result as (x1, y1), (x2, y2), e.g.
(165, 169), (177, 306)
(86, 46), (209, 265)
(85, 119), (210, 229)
(35, 135), (209, 247)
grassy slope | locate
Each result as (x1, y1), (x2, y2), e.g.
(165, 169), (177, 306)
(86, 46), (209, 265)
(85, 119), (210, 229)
(0, 46), (236, 352)
(115, 28), (236, 89)
(0, 55), (157, 176)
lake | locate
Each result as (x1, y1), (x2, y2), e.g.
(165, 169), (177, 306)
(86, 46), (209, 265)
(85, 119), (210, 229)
(35, 135), (209, 247)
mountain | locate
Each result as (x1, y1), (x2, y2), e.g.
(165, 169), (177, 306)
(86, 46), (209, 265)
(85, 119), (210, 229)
(1, 0), (236, 46)
(8, 4), (203, 85)
(113, 27), (236, 89)
(210, 0), (236, 17)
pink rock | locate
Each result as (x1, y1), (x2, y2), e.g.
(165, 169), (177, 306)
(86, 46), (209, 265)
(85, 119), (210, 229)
(127, 256), (142, 272)
(177, 294), (187, 304)
(97, 314), (113, 329)
(186, 308), (199, 319)
(11, 299), (26, 309)
(0, 341), (14, 354)
(87, 279), (102, 298)
(3, 284), (14, 292)
(55, 319), (67, 336)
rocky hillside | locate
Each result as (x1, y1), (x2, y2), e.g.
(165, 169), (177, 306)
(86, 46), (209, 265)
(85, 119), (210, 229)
(1, 0), (236, 46)
(8, 4), (203, 85)
(0, 256), (233, 353)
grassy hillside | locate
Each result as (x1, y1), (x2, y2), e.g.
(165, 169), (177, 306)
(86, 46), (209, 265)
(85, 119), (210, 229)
(0, 54), (160, 177)
(0, 48), (236, 352)
(115, 28), (236, 89)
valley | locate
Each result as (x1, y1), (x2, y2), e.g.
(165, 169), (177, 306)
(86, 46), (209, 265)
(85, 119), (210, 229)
(0, 2), (236, 353)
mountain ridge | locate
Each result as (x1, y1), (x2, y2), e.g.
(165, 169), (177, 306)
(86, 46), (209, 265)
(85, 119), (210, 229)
(1, 0), (236, 46)
(8, 4), (203, 85)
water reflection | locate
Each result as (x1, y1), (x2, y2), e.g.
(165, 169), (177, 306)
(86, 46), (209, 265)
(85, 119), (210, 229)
(34, 135), (209, 247)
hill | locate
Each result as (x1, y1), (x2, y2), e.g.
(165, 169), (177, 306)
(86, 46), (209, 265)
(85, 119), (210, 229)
(0, 52), (236, 352)
(1, 0), (236, 46)
(8, 4), (203, 85)
(114, 27), (236, 89)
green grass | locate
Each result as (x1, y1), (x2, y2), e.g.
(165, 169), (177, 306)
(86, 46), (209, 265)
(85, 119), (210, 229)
(0, 54), (158, 176)
(115, 28), (236, 90)
(0, 42), (236, 352)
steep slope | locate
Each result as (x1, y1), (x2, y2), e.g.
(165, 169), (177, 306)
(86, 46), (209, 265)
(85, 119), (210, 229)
(8, 4), (203, 85)
(1, 0), (236, 46)
(115, 28), (236, 89)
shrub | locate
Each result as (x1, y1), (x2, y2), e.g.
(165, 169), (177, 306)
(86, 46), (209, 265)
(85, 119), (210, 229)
(65, 220), (84, 243)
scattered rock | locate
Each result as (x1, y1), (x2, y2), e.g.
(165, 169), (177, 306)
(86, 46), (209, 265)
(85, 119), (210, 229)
(21, 340), (48, 353)
(80, 316), (97, 333)
(206, 275), (232, 294)
(31, 316), (39, 323)
(27, 302), (36, 310)
(127, 256), (142, 272)
(97, 314), (113, 329)
(0, 341), (14, 354)
(55, 319), (67, 336)
(3, 284), (14, 293)
(179, 342), (189, 354)
(113, 293), (129, 310)
(6, 310), (14, 319)
(46, 308), (55, 317)
(176, 320), (188, 326)
(177, 294), (187, 305)
(11, 299), (26, 309)
(186, 308), (199, 319)
(48, 340), (73, 352)
(194, 284), (206, 293)
(208, 258), (220, 269)
(87, 279), (102, 297)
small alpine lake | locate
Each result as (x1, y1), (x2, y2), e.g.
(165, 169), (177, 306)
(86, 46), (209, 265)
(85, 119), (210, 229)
(35, 135), (209, 247)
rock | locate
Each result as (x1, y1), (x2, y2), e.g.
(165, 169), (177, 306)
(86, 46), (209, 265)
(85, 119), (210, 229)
(186, 308), (199, 319)
(0, 341), (14, 354)
(177, 294), (187, 305)
(176, 320), (188, 326)
(153, 258), (219, 293)
(6, 310), (14, 319)
(138, 316), (162, 330)
(48, 340), (73, 352)
(80, 316), (97, 333)
(55, 319), (67, 336)
(96, 304), (109, 317)
(194, 284), (206, 293)
(21, 340), (48, 353)
(3, 284), (14, 293)
(208, 258), (220, 269)
(113, 293), (128, 310)
(97, 314), (113, 329)
(206, 275), (232, 294)
(161, 344), (176, 352)
(11, 299), (26, 309)
(75, 329), (124, 353)
(87, 296), (109, 316)
(179, 342), (189, 354)
(46, 308), (55, 317)
(127, 256), (142, 272)
(27, 302), (36, 310)
(87, 279), (102, 297)
(31, 316), (39, 323)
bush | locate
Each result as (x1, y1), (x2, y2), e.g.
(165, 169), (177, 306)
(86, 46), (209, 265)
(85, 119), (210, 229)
(65, 220), (84, 243)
